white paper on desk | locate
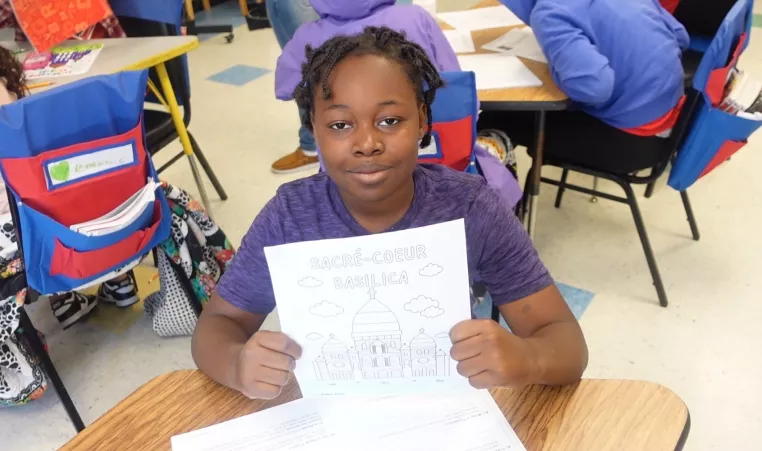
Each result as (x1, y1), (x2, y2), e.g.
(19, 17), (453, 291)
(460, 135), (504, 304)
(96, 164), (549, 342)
(170, 398), (343, 451)
(438, 6), (523, 31)
(457, 54), (542, 90)
(340, 391), (527, 451)
(443, 29), (476, 53)
(264, 219), (473, 397)
(171, 391), (527, 451)
(482, 28), (548, 63)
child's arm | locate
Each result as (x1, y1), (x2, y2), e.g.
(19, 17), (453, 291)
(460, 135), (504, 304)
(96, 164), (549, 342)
(274, 25), (314, 101)
(192, 196), (300, 399)
(450, 285), (586, 388)
(531, 2), (615, 105)
(192, 294), (302, 399)
(450, 185), (587, 388)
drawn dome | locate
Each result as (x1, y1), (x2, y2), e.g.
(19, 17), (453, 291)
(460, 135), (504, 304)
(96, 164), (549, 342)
(322, 334), (347, 355)
(352, 288), (401, 337)
(409, 329), (435, 347)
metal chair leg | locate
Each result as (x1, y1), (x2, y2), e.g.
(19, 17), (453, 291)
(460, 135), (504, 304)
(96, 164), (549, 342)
(680, 190), (700, 241)
(19, 308), (85, 432)
(616, 179), (669, 307)
(644, 181), (656, 198)
(188, 133), (228, 201)
(554, 169), (569, 208)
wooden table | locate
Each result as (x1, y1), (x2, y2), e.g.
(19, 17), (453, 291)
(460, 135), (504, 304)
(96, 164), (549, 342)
(440, 0), (569, 239)
(3, 36), (217, 216)
(61, 370), (690, 451)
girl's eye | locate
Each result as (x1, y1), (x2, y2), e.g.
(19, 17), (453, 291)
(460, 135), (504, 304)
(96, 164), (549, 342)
(329, 122), (351, 131)
(379, 118), (400, 127)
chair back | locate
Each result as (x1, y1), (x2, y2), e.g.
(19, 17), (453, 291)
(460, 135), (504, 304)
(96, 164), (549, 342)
(0, 71), (171, 294)
(419, 71), (478, 173)
(668, 0), (760, 190)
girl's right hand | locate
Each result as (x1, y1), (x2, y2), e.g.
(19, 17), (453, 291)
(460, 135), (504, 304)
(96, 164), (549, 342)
(235, 331), (302, 400)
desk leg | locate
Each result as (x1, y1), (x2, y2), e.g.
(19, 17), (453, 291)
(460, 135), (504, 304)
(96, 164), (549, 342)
(155, 62), (214, 218)
(527, 110), (546, 240)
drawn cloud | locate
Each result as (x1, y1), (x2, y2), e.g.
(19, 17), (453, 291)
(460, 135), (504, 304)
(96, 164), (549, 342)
(434, 332), (449, 338)
(419, 263), (444, 277)
(405, 295), (440, 313)
(306, 332), (324, 340)
(309, 301), (344, 318)
(421, 306), (445, 318)
(298, 276), (323, 288)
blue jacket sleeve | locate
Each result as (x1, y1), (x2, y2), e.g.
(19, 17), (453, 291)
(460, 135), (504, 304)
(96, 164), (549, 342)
(422, 11), (462, 71)
(531, 3), (615, 105)
(274, 25), (313, 101)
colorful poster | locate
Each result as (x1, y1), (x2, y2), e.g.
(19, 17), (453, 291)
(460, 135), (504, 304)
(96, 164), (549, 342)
(10, 0), (113, 52)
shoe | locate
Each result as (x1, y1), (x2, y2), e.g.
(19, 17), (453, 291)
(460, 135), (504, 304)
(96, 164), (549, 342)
(271, 148), (320, 174)
(97, 270), (139, 308)
(50, 293), (98, 330)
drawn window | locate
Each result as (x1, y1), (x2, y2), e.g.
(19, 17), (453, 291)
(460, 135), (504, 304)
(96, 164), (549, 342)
(362, 343), (367, 350)
(372, 358), (378, 367)
(372, 343), (386, 354)
(384, 357), (390, 366)
(417, 349), (422, 355)
(390, 341), (397, 348)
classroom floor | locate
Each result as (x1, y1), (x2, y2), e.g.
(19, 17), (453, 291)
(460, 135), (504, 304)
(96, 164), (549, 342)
(4, 4), (762, 451)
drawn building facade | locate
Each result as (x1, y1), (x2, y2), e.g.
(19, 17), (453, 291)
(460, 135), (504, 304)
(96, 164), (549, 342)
(313, 288), (449, 381)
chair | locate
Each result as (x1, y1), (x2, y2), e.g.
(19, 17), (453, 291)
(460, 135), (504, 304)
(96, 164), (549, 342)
(185, 0), (235, 43)
(0, 71), (172, 431)
(116, 16), (228, 207)
(533, 0), (756, 308)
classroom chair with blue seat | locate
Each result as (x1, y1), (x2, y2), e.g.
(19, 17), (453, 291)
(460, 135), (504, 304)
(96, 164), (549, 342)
(0, 70), (173, 431)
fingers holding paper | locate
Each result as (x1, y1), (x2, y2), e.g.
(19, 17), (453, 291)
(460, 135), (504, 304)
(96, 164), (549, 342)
(236, 331), (303, 400)
(449, 319), (537, 389)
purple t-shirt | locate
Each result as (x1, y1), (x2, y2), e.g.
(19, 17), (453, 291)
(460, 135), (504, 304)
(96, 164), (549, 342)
(217, 165), (553, 315)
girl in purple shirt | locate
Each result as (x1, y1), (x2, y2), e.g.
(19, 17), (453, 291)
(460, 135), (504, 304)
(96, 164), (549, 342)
(192, 27), (587, 400)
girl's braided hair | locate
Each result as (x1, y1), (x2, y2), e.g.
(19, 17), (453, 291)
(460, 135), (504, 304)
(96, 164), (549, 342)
(293, 26), (444, 148)
(0, 47), (27, 100)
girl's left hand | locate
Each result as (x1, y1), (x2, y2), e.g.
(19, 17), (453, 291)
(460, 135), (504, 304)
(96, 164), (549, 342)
(449, 319), (539, 389)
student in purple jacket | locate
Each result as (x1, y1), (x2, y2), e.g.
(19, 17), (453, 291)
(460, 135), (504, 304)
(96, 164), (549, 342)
(192, 27), (587, 400)
(269, 0), (459, 174)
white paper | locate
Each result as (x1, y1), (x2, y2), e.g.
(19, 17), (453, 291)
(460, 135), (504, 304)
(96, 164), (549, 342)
(170, 398), (343, 451)
(264, 220), (473, 397)
(443, 29), (476, 54)
(438, 7), (523, 32)
(171, 391), (527, 451)
(457, 54), (542, 90)
(482, 28), (548, 63)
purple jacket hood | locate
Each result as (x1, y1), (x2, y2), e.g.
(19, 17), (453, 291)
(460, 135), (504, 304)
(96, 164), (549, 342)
(309, 0), (396, 20)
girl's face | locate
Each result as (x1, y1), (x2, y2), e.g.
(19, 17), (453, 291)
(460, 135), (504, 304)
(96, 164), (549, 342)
(311, 53), (426, 204)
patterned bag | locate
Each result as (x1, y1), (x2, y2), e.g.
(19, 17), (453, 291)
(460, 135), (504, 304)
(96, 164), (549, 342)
(144, 184), (235, 337)
(0, 213), (46, 406)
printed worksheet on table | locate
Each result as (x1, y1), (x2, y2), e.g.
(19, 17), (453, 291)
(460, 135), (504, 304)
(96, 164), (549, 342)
(264, 219), (474, 397)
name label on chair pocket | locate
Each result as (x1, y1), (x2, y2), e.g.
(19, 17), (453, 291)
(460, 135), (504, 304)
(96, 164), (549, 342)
(44, 141), (137, 189)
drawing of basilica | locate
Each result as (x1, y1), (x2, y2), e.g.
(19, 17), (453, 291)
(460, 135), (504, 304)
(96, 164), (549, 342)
(313, 288), (450, 381)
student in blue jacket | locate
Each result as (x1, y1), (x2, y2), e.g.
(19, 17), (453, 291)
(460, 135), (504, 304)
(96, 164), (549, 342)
(479, 0), (689, 173)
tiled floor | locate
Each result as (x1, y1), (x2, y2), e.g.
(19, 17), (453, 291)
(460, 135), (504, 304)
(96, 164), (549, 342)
(3, 2), (762, 450)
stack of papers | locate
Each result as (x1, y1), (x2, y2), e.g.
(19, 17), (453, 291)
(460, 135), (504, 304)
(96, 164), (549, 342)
(438, 6), (523, 31)
(457, 54), (542, 90)
(171, 391), (526, 451)
(70, 180), (158, 236)
(719, 68), (762, 120)
(482, 28), (548, 64)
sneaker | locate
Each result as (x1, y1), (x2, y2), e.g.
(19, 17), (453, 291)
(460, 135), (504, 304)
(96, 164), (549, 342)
(50, 293), (98, 330)
(97, 270), (139, 308)
(271, 148), (320, 174)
